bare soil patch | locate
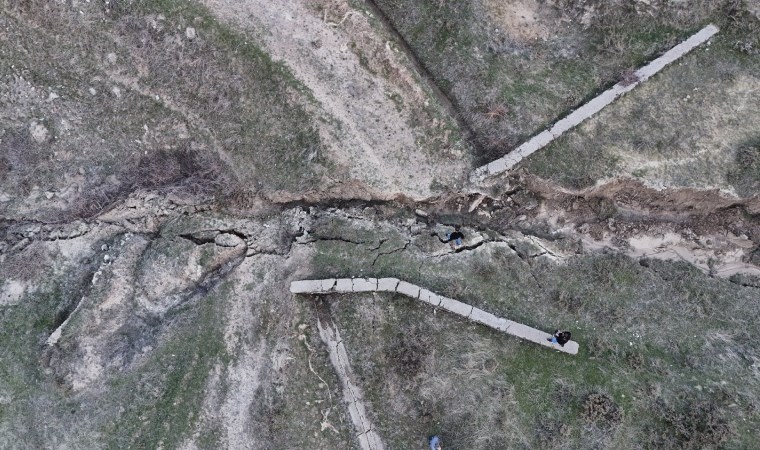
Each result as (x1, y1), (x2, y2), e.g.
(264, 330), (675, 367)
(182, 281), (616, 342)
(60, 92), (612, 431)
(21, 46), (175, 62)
(200, 0), (470, 199)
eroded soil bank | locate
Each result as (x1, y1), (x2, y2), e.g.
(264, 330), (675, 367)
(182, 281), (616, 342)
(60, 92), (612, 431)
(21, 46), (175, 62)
(3, 183), (759, 448)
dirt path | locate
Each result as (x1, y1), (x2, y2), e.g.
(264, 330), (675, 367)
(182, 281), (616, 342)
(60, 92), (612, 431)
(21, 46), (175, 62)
(201, 0), (470, 199)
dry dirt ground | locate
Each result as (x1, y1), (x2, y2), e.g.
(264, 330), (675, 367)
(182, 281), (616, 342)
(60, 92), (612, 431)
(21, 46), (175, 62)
(201, 0), (470, 199)
(1, 0), (760, 449)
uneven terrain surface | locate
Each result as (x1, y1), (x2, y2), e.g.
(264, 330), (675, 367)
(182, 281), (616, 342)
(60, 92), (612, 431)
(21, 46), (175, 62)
(2, 0), (760, 449)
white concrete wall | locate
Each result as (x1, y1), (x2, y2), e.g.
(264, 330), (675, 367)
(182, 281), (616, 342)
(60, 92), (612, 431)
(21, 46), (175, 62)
(291, 278), (580, 355)
(471, 24), (719, 181)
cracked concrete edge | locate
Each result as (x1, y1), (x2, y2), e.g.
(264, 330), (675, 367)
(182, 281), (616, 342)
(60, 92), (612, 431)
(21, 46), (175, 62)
(320, 278), (337, 292)
(317, 319), (386, 450)
(295, 279), (579, 354)
(352, 277), (378, 292)
(395, 280), (420, 299)
(289, 279), (322, 293)
(377, 277), (400, 292)
(335, 278), (353, 292)
(439, 296), (473, 317)
(418, 288), (442, 307)
(470, 24), (718, 179)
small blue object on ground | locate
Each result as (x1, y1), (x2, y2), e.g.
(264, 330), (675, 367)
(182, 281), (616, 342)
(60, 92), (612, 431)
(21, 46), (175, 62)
(429, 435), (442, 450)
(454, 238), (462, 246)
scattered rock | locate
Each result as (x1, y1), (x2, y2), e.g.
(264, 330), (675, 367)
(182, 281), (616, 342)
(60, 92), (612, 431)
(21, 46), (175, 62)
(186, 27), (196, 40)
(215, 233), (245, 248)
(47, 92), (59, 101)
(106, 52), (117, 64)
(29, 121), (49, 143)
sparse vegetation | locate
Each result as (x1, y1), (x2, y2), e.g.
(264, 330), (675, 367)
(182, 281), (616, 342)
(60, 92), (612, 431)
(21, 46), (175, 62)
(371, 0), (730, 164)
(72, 148), (229, 218)
(0, 0), (324, 221)
(521, 4), (760, 192)
(581, 392), (623, 427)
(310, 218), (760, 449)
(2, 0), (759, 448)
(650, 397), (733, 449)
(728, 140), (760, 197)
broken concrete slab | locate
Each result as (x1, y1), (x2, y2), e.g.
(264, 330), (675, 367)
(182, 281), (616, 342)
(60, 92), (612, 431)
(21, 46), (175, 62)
(514, 139), (541, 158)
(296, 278), (579, 355)
(470, 307), (508, 330)
(418, 289), (442, 307)
(290, 279), (322, 293)
(486, 158), (507, 175)
(511, 132), (552, 160)
(470, 24), (718, 181)
(320, 278), (336, 292)
(335, 278), (354, 292)
(395, 280), (420, 299)
(501, 319), (517, 333)
(439, 296), (473, 318)
(501, 153), (522, 170)
(352, 277), (377, 292)
(470, 165), (490, 181)
(549, 116), (577, 137)
(377, 277), (400, 292)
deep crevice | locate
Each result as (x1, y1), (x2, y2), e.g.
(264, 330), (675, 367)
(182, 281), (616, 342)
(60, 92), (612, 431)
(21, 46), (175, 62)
(359, 0), (483, 156)
(178, 233), (216, 245)
(371, 240), (410, 266)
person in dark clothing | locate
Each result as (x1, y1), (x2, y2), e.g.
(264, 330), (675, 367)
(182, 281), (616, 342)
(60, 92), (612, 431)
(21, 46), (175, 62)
(447, 229), (464, 246)
(433, 226), (464, 247)
(548, 329), (571, 347)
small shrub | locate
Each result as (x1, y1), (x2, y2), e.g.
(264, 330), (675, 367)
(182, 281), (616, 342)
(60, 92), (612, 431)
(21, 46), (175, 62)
(384, 326), (431, 379)
(0, 157), (10, 177)
(654, 399), (732, 449)
(727, 142), (760, 197)
(69, 148), (230, 218)
(619, 68), (640, 86)
(535, 416), (571, 446)
(2, 241), (51, 282)
(581, 393), (623, 428)
(550, 289), (583, 314)
(625, 351), (645, 370)
(472, 257), (499, 280)
(0, 128), (42, 194)
(483, 103), (508, 121)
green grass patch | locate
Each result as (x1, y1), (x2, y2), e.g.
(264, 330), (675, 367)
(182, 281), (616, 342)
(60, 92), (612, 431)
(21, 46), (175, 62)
(104, 291), (228, 449)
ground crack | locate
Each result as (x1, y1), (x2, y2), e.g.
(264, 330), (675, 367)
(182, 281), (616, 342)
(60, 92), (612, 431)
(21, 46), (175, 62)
(178, 233), (215, 245)
(371, 240), (410, 266)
